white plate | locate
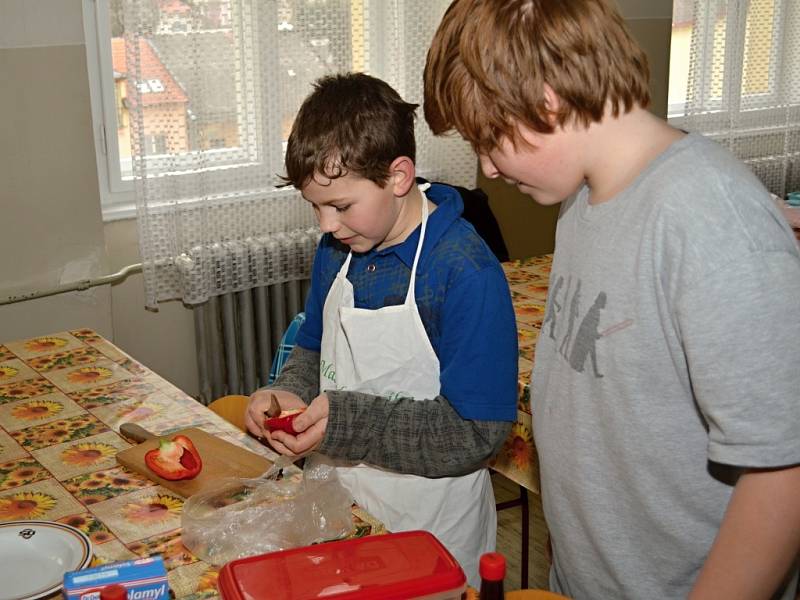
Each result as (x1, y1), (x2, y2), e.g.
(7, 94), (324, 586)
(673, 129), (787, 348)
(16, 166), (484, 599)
(0, 520), (93, 600)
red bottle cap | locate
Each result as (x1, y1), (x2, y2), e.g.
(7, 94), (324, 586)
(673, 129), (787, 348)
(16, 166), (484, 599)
(100, 584), (128, 600)
(479, 552), (506, 581)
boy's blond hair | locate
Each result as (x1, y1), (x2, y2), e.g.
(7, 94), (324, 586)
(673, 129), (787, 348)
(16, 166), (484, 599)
(424, 0), (651, 151)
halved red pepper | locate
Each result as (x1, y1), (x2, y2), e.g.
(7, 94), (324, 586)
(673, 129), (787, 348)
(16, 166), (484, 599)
(144, 434), (203, 480)
(264, 408), (306, 435)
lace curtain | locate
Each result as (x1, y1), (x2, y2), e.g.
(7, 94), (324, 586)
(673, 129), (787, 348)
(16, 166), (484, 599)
(670, 0), (800, 197)
(122, 0), (476, 308)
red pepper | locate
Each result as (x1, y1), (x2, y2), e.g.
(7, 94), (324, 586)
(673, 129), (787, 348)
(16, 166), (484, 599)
(264, 408), (306, 435)
(144, 434), (203, 480)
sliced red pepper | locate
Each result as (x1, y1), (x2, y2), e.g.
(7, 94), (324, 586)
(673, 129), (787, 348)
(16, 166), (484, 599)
(264, 408), (306, 435)
(144, 434), (203, 480)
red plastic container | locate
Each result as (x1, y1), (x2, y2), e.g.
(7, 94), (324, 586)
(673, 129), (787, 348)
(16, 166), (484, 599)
(217, 530), (467, 600)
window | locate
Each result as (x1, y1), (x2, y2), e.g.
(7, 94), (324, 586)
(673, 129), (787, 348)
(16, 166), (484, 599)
(84, 0), (358, 220)
(668, 0), (800, 195)
(668, 0), (793, 122)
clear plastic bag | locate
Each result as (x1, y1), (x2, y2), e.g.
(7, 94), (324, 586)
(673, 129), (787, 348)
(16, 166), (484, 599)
(181, 455), (355, 566)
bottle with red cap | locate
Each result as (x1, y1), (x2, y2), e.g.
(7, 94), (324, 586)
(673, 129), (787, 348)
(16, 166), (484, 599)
(478, 552), (505, 599)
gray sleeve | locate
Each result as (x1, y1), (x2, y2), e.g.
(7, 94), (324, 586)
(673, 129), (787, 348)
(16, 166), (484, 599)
(319, 389), (512, 478)
(677, 250), (800, 468)
(268, 345), (320, 404)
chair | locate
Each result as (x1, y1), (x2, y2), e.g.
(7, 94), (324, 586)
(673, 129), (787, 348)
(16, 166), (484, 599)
(208, 394), (249, 432)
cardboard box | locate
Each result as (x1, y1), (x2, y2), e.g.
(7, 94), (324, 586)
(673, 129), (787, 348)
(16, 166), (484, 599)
(63, 556), (168, 600)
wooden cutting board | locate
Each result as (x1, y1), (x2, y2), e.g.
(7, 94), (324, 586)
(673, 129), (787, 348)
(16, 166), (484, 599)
(116, 424), (273, 498)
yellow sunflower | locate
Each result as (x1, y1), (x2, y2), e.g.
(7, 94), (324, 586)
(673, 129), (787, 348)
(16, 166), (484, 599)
(505, 423), (535, 471)
(122, 494), (183, 525)
(61, 442), (117, 467)
(0, 491), (57, 520)
(25, 337), (68, 353)
(0, 365), (19, 380)
(6, 465), (42, 484)
(90, 530), (113, 544)
(67, 367), (114, 384)
(62, 514), (89, 530)
(11, 400), (64, 421)
(197, 569), (220, 592)
(78, 478), (107, 490)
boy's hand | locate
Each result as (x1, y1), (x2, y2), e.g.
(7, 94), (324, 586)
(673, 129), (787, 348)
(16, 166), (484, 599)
(267, 393), (329, 457)
(244, 389), (306, 440)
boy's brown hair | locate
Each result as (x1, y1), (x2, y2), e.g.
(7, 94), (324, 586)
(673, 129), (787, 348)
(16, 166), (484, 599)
(424, 0), (651, 151)
(284, 72), (418, 188)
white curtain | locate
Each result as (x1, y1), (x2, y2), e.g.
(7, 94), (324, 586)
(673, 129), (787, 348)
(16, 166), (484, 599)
(670, 0), (800, 197)
(122, 0), (476, 308)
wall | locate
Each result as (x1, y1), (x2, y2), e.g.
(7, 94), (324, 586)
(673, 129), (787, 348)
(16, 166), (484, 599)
(104, 221), (199, 396)
(482, 0), (674, 260)
(0, 0), (112, 341)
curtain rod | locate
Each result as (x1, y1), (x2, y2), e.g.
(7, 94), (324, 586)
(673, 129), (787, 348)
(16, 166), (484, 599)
(0, 263), (143, 306)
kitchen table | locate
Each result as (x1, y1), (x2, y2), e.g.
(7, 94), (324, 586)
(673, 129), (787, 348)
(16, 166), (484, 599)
(0, 329), (384, 600)
(489, 254), (552, 495)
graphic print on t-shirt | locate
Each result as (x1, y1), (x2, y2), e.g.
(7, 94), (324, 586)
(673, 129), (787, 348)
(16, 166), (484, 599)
(548, 274), (633, 379)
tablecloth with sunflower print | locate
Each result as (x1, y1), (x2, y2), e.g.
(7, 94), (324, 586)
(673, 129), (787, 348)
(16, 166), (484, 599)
(488, 254), (553, 495)
(0, 329), (385, 600)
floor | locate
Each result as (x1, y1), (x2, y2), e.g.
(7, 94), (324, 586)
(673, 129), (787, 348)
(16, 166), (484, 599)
(492, 472), (550, 592)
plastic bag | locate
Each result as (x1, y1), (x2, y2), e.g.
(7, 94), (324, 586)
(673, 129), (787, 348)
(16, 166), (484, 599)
(181, 455), (355, 566)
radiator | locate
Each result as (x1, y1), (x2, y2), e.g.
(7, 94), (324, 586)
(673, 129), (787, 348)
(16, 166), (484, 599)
(185, 229), (320, 405)
(192, 278), (311, 405)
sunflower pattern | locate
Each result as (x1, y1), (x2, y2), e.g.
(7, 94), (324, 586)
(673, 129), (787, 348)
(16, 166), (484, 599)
(0, 365), (19, 380)
(70, 329), (102, 344)
(58, 511), (116, 544)
(0, 378), (55, 404)
(63, 466), (154, 504)
(66, 366), (115, 385)
(127, 529), (197, 569)
(504, 423), (536, 470)
(0, 489), (57, 520)
(195, 567), (219, 593)
(11, 413), (108, 451)
(61, 441), (117, 467)
(27, 347), (102, 372)
(117, 358), (149, 376)
(69, 380), (158, 409)
(0, 457), (49, 490)
(11, 399), (64, 421)
(121, 493), (183, 525)
(0, 327), (395, 597)
(24, 336), (69, 353)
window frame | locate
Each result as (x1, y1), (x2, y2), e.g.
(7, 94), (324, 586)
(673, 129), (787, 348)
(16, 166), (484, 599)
(84, 0), (288, 221)
(668, 0), (791, 129)
(84, 0), (135, 220)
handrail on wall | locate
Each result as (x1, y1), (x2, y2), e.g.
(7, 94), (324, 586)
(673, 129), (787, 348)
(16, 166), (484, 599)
(0, 263), (143, 306)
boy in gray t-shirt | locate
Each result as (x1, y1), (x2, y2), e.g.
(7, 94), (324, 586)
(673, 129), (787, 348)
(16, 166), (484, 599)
(424, 1), (800, 599)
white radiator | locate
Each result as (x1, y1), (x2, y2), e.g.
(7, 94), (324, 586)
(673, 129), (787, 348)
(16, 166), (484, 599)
(186, 230), (319, 405)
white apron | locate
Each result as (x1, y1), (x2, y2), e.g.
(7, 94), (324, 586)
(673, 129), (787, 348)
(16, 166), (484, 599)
(318, 185), (496, 587)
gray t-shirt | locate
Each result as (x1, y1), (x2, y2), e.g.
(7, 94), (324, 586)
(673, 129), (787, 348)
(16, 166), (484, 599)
(532, 133), (800, 599)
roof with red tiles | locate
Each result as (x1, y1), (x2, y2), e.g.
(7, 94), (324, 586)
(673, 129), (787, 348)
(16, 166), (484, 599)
(111, 37), (188, 107)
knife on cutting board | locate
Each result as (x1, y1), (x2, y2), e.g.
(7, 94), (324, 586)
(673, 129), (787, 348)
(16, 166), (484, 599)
(116, 424), (273, 498)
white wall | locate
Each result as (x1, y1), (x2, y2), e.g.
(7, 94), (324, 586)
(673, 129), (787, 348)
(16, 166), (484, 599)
(0, 0), (112, 341)
(0, 0), (197, 397)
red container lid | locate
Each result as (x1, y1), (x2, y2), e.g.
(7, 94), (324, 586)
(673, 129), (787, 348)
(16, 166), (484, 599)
(217, 530), (467, 600)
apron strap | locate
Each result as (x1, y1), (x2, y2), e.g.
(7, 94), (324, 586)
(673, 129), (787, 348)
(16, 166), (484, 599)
(404, 184), (430, 305)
